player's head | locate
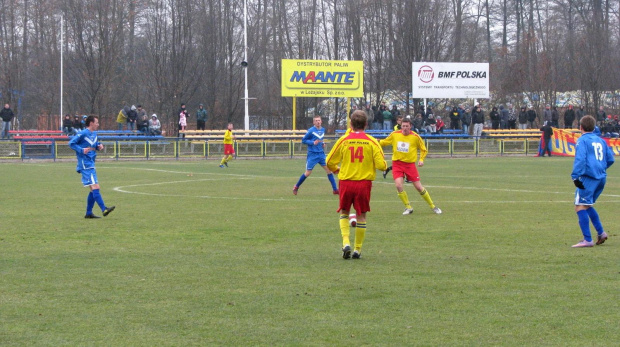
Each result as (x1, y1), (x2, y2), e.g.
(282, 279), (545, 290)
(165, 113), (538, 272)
(227, 123), (233, 130)
(85, 116), (99, 130)
(580, 115), (596, 132)
(313, 115), (322, 128)
(350, 110), (367, 131)
(401, 118), (412, 135)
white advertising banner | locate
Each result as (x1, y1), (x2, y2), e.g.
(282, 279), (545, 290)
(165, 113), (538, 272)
(412, 62), (489, 98)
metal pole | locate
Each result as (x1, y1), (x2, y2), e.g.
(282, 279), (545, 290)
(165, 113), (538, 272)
(60, 15), (64, 130)
(243, 0), (249, 131)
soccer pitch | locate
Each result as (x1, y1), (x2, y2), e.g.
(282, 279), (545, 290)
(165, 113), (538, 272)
(1, 157), (618, 346)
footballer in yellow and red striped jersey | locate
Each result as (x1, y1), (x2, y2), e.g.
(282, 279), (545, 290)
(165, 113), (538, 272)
(326, 110), (387, 260)
(379, 117), (442, 215)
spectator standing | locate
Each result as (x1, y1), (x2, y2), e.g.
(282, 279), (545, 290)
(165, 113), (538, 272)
(196, 104), (207, 130)
(570, 115), (614, 247)
(543, 105), (553, 125)
(527, 106), (538, 128)
(0, 103), (15, 139)
(177, 103), (187, 134)
(576, 105), (586, 127)
(136, 105), (147, 124)
(596, 106), (606, 127)
(551, 106), (560, 127)
(507, 104), (517, 129)
(179, 109), (188, 132)
(518, 106), (528, 130)
(499, 105), (509, 129)
(372, 106), (381, 130)
(489, 106), (500, 130)
(471, 105), (485, 137)
(116, 106), (129, 130)
(390, 105), (400, 129)
(326, 110), (387, 259)
(564, 105), (576, 129)
(449, 107), (460, 130)
(292, 115), (339, 196)
(68, 116), (115, 219)
(148, 114), (162, 135)
(364, 105), (375, 127)
(539, 122), (553, 157)
(382, 107), (392, 130)
(127, 105), (138, 131)
(461, 107), (472, 135)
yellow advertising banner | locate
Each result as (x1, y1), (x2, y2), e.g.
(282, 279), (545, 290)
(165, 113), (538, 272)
(539, 128), (620, 156)
(281, 59), (364, 97)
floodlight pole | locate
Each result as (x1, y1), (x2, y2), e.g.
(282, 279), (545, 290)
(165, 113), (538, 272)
(60, 14), (64, 130)
(243, 0), (249, 131)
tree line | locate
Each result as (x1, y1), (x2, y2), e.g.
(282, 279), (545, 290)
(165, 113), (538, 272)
(0, 0), (618, 132)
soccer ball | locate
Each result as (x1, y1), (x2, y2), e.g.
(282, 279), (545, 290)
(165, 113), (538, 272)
(349, 213), (357, 227)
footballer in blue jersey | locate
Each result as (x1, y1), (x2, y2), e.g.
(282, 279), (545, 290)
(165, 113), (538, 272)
(570, 115), (614, 247)
(293, 115), (338, 195)
(68, 116), (115, 219)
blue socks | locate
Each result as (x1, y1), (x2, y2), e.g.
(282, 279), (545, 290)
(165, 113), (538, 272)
(296, 172), (337, 190)
(328, 173), (337, 190)
(586, 207), (604, 236)
(577, 210), (591, 242)
(86, 192), (95, 215)
(295, 173), (307, 188)
(92, 189), (106, 212)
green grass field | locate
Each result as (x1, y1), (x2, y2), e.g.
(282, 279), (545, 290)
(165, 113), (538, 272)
(1, 156), (618, 346)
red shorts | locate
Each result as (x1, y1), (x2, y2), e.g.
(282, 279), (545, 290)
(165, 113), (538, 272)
(337, 180), (373, 214)
(224, 144), (235, 155)
(392, 160), (420, 182)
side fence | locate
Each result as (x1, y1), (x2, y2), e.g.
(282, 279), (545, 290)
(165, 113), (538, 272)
(0, 137), (542, 160)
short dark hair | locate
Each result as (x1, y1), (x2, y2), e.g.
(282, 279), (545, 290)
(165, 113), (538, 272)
(85, 115), (98, 127)
(580, 115), (596, 132)
(350, 110), (367, 130)
(401, 118), (412, 125)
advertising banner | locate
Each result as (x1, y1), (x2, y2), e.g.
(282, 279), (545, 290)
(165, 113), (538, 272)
(538, 128), (620, 156)
(412, 62), (489, 98)
(281, 59), (364, 97)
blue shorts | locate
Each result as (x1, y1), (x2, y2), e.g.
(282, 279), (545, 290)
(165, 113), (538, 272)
(80, 168), (99, 187)
(306, 152), (326, 171)
(574, 176), (606, 205)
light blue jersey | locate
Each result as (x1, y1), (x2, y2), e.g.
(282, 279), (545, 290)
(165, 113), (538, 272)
(69, 128), (100, 173)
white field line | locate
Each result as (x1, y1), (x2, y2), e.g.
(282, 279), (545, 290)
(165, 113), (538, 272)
(111, 170), (620, 203)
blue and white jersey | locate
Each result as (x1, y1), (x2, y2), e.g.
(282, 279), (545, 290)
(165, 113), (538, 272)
(302, 126), (325, 154)
(69, 128), (100, 172)
(571, 132), (614, 180)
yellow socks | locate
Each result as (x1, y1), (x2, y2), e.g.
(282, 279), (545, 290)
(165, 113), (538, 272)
(339, 214), (350, 247)
(398, 191), (411, 209)
(420, 189), (435, 209)
(354, 222), (366, 252)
